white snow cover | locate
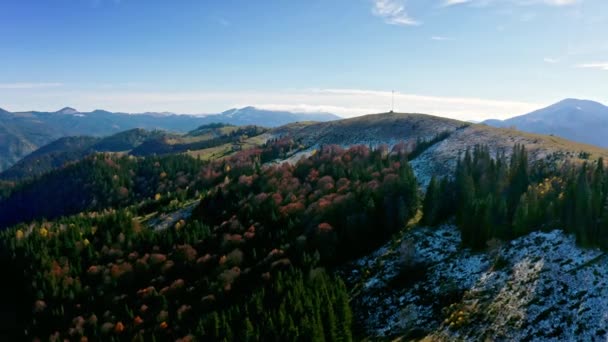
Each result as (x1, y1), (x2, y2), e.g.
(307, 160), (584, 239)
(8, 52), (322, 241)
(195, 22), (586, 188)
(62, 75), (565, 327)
(340, 225), (608, 341)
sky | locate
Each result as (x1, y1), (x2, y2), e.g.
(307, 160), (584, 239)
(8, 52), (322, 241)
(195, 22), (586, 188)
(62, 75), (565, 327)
(0, 0), (607, 121)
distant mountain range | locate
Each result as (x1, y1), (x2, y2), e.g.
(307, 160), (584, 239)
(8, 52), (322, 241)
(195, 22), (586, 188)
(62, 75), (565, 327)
(483, 99), (608, 148)
(5, 98), (608, 175)
(0, 106), (339, 171)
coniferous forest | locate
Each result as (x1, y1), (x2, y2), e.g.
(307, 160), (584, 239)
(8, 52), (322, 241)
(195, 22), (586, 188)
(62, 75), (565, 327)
(423, 144), (608, 249)
(0, 141), (418, 341)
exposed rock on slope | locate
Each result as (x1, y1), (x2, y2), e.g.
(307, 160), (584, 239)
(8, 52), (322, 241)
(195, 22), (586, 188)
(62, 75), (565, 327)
(342, 224), (608, 341)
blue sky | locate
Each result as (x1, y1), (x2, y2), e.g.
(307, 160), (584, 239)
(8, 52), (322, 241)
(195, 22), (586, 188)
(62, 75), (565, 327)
(0, 0), (606, 120)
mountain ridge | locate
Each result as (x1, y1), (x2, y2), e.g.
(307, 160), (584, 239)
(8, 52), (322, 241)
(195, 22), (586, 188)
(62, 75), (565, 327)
(6, 110), (608, 182)
(483, 98), (608, 147)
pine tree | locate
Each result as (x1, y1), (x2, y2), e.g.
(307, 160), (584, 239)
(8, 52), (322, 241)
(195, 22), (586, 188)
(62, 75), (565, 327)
(243, 318), (255, 342)
(513, 193), (529, 237)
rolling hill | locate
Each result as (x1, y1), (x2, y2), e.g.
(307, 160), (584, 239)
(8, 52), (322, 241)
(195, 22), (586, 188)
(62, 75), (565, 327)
(270, 112), (608, 185)
(7, 110), (607, 184)
(0, 106), (339, 172)
(483, 98), (608, 148)
(0, 125), (268, 181)
(0, 129), (166, 181)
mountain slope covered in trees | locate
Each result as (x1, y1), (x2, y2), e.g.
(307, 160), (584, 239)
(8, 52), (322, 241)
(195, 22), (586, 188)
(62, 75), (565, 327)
(0, 141), (418, 340)
(0, 130), (164, 181)
(2, 112), (608, 340)
(0, 106), (338, 172)
(272, 112), (608, 185)
(343, 142), (608, 340)
(0, 125), (268, 181)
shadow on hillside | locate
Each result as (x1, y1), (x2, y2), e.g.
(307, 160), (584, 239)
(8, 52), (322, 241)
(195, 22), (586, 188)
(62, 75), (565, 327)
(0, 251), (24, 340)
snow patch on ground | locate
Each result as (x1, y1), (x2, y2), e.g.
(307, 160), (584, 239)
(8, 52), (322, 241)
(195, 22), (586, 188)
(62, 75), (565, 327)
(409, 142), (456, 187)
(341, 225), (608, 341)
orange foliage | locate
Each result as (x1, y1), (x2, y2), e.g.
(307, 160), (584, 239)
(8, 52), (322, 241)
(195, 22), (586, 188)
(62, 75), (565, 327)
(170, 278), (185, 290)
(279, 202), (305, 217)
(318, 222), (333, 233)
(218, 255), (227, 265)
(149, 253), (167, 265)
(33, 300), (47, 313)
(272, 193), (283, 206)
(114, 322), (125, 334)
(175, 244), (197, 262)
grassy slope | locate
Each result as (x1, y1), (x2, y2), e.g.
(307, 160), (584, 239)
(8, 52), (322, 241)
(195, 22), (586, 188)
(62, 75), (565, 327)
(273, 112), (608, 170)
(272, 113), (467, 147)
(185, 133), (271, 160)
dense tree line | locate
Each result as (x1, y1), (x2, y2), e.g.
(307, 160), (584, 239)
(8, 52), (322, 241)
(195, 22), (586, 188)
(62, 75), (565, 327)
(0, 143), (422, 340)
(195, 144), (419, 264)
(0, 154), (208, 228)
(0, 129), (167, 182)
(131, 126), (268, 157)
(0, 180), (13, 198)
(407, 131), (451, 161)
(423, 144), (608, 249)
(259, 137), (305, 163)
(1, 196), (353, 340)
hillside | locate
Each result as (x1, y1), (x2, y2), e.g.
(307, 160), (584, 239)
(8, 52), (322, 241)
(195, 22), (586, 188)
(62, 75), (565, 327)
(0, 124), (267, 181)
(343, 224), (608, 341)
(2, 111), (608, 340)
(0, 136), (100, 180)
(483, 99), (608, 148)
(131, 125), (268, 157)
(272, 112), (466, 147)
(0, 106), (338, 172)
(0, 110), (64, 171)
(0, 143), (415, 340)
(271, 112), (608, 184)
(0, 129), (163, 181)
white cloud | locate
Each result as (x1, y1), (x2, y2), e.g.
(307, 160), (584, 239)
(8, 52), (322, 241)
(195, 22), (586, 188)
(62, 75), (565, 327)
(375, 0), (581, 28)
(544, 57), (560, 63)
(543, 0), (579, 5)
(0, 82), (63, 89)
(442, 0), (472, 7)
(431, 36), (453, 41)
(371, 0), (419, 26)
(311, 88), (540, 120)
(576, 62), (608, 71)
